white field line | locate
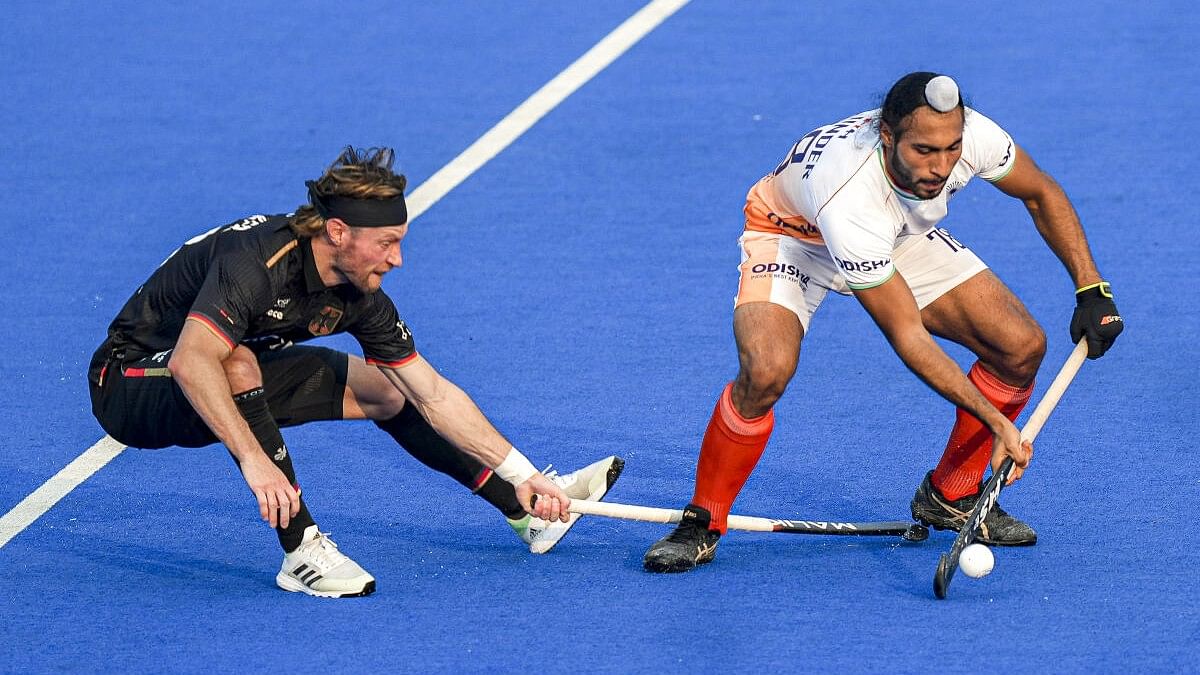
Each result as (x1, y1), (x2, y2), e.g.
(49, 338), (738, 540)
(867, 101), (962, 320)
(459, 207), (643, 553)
(407, 0), (690, 220)
(0, 436), (125, 547)
(0, 0), (690, 550)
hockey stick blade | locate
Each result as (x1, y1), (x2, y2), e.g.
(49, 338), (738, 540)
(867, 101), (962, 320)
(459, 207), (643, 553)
(933, 339), (1089, 599)
(933, 458), (1012, 598)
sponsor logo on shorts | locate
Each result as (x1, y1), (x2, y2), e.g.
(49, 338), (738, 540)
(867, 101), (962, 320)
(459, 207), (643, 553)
(266, 309), (284, 321)
(750, 263), (810, 290)
(274, 446), (288, 461)
(834, 257), (890, 273)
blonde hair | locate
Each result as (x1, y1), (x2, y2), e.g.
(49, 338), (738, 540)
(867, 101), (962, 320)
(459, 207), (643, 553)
(290, 146), (408, 238)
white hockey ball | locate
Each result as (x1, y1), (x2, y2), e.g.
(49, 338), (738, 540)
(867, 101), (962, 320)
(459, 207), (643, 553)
(960, 543), (995, 578)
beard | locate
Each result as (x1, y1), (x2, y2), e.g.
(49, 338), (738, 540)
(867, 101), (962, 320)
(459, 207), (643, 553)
(333, 250), (385, 293)
(348, 269), (385, 293)
(888, 151), (945, 199)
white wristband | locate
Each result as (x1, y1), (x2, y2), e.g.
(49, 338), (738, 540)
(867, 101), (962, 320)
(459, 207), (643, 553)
(494, 447), (538, 486)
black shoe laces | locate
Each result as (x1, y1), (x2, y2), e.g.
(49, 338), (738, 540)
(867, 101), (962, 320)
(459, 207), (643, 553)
(663, 520), (713, 544)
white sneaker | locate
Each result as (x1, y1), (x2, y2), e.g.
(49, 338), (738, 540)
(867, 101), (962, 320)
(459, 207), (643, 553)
(508, 514), (537, 545)
(527, 455), (624, 554)
(276, 525), (376, 598)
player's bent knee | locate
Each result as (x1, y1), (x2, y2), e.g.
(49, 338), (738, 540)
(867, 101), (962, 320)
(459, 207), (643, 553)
(736, 362), (792, 412)
(222, 346), (264, 392)
(346, 380), (407, 421)
(999, 324), (1046, 385)
(372, 389), (407, 420)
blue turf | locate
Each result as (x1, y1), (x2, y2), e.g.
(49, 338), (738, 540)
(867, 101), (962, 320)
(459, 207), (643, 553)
(1, 1), (1197, 672)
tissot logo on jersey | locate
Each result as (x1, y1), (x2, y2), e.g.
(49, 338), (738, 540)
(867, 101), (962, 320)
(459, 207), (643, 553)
(834, 257), (891, 273)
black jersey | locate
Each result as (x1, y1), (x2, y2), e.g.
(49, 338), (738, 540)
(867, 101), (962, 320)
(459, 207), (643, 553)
(98, 214), (416, 367)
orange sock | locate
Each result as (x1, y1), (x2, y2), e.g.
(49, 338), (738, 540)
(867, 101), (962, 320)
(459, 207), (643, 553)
(931, 362), (1032, 500)
(690, 383), (774, 534)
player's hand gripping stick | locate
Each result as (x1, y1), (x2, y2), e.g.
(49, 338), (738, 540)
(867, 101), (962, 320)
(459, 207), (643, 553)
(1070, 282), (1123, 359)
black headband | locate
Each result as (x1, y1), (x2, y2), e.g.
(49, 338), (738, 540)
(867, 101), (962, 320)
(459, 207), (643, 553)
(306, 181), (408, 227)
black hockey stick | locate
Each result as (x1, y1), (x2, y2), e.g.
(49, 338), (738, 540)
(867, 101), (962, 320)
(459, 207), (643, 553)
(559, 498), (929, 541)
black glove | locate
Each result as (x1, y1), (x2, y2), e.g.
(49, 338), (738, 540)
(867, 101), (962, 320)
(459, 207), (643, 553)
(1070, 282), (1123, 359)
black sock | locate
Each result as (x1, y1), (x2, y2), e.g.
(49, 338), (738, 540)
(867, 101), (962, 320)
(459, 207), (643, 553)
(233, 387), (315, 552)
(374, 403), (525, 519)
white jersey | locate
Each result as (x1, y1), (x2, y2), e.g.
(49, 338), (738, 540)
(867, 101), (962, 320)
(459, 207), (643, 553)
(742, 107), (1016, 289)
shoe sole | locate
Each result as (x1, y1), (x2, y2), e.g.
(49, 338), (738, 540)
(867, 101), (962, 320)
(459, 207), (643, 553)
(643, 544), (717, 573)
(913, 473), (1036, 546)
(276, 573), (377, 598)
(598, 456), (624, 496)
(642, 554), (713, 573)
(912, 513), (1037, 547)
(528, 456), (625, 554)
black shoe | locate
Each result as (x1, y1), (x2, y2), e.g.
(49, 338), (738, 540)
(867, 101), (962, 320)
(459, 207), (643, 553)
(911, 471), (1037, 546)
(643, 504), (722, 573)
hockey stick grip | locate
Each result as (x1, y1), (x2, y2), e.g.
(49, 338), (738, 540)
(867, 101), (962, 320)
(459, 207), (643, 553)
(561, 499), (796, 531)
(1020, 339), (1089, 443)
(562, 499), (690, 525)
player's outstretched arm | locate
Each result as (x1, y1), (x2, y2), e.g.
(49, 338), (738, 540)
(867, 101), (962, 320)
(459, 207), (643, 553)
(992, 145), (1123, 358)
(168, 319), (300, 527)
(377, 355), (569, 521)
(853, 273), (1032, 481)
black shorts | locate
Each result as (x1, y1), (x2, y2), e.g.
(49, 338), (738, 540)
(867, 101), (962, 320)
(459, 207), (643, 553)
(88, 343), (348, 449)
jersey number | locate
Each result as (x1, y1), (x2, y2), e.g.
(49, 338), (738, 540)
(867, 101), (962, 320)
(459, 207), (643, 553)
(154, 215), (269, 269)
(926, 227), (966, 252)
(773, 129), (821, 176)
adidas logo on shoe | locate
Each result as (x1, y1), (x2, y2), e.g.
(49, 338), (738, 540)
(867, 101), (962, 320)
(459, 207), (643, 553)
(275, 525), (376, 598)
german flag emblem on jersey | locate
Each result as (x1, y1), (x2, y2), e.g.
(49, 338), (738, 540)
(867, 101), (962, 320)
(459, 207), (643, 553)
(309, 305), (344, 336)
